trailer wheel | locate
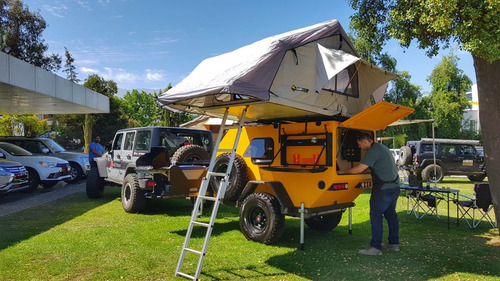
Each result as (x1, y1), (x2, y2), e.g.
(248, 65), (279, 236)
(399, 146), (413, 166)
(305, 212), (343, 231)
(421, 164), (444, 183)
(239, 192), (285, 244)
(121, 173), (147, 213)
(86, 166), (105, 198)
(210, 153), (248, 201)
(171, 144), (210, 164)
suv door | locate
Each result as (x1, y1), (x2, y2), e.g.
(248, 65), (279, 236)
(107, 132), (124, 181)
(437, 144), (457, 172)
(456, 144), (482, 173)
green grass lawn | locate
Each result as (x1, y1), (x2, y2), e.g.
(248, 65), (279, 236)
(0, 177), (498, 280)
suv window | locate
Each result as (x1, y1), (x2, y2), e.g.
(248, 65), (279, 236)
(124, 132), (135, 151)
(439, 144), (456, 156)
(459, 145), (476, 156)
(135, 131), (151, 151)
(113, 133), (124, 150)
(420, 144), (434, 153)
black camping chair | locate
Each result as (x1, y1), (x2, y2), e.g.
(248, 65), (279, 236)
(454, 183), (497, 228)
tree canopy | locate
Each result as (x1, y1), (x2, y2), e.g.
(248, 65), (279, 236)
(0, 0), (61, 71)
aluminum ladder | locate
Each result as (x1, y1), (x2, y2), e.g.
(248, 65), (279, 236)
(175, 107), (247, 280)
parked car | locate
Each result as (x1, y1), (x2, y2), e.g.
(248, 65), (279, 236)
(400, 138), (486, 182)
(389, 148), (401, 166)
(0, 136), (90, 183)
(0, 142), (71, 191)
(0, 159), (30, 197)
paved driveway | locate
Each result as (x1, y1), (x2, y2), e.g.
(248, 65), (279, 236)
(0, 181), (85, 217)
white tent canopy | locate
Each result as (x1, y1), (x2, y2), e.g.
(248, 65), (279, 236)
(157, 19), (396, 121)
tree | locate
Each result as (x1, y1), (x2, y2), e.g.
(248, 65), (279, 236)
(427, 54), (471, 138)
(156, 84), (193, 127)
(349, 0), (500, 234)
(0, 114), (48, 136)
(122, 90), (160, 126)
(0, 0), (61, 72)
(63, 47), (80, 83)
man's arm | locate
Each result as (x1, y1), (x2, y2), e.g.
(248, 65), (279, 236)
(337, 163), (370, 175)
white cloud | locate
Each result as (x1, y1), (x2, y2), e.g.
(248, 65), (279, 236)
(102, 67), (138, 83)
(80, 67), (99, 74)
(145, 70), (164, 81)
(42, 4), (68, 18)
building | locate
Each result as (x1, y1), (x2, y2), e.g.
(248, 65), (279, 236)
(463, 84), (480, 133)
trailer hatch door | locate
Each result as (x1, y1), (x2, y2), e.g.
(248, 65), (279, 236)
(339, 101), (414, 131)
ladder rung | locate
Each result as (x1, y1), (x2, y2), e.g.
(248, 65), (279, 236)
(176, 271), (195, 280)
(184, 248), (202, 255)
(207, 171), (226, 177)
(217, 148), (233, 152)
(192, 221), (210, 227)
(199, 195), (217, 201)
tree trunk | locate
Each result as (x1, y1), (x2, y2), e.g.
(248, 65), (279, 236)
(83, 114), (94, 154)
(473, 55), (500, 235)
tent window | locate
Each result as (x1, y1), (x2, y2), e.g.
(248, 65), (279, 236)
(322, 64), (359, 98)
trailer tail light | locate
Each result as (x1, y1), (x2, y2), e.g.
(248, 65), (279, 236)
(146, 180), (155, 187)
(328, 183), (348, 191)
(356, 181), (373, 188)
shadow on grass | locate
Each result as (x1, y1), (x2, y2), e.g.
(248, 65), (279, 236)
(265, 211), (500, 281)
(0, 186), (119, 251)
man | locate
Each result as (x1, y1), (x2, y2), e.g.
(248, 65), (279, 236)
(338, 132), (400, 255)
(89, 136), (104, 166)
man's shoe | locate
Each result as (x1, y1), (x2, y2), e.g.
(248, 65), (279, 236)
(358, 247), (382, 256)
(383, 244), (400, 251)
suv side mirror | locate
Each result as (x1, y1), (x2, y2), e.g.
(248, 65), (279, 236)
(42, 148), (50, 154)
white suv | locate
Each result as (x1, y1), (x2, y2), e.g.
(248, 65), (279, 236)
(0, 142), (71, 191)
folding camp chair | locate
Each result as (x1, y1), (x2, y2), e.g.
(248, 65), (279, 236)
(418, 193), (442, 219)
(455, 183), (497, 228)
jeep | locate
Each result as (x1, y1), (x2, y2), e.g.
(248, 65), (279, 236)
(86, 126), (213, 213)
(399, 138), (486, 182)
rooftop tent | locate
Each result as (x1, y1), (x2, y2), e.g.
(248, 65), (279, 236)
(157, 19), (397, 121)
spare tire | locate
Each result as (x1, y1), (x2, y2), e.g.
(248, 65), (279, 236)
(210, 153), (248, 201)
(421, 164), (444, 183)
(171, 144), (210, 164)
(399, 146), (413, 166)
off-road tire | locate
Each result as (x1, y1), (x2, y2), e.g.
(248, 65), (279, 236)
(399, 146), (413, 166)
(305, 212), (343, 231)
(24, 167), (39, 192)
(66, 162), (83, 183)
(121, 173), (147, 213)
(86, 166), (105, 198)
(421, 164), (444, 183)
(239, 192), (285, 244)
(467, 175), (486, 182)
(210, 153), (248, 201)
(171, 144), (210, 164)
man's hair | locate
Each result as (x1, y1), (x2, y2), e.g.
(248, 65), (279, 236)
(356, 132), (373, 142)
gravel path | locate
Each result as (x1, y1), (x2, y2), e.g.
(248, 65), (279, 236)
(0, 181), (85, 217)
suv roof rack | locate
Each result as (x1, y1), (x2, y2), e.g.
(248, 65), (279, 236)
(420, 138), (480, 145)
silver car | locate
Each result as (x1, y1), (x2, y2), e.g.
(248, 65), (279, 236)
(0, 137), (90, 183)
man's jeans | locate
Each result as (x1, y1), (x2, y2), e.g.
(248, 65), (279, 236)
(369, 187), (400, 250)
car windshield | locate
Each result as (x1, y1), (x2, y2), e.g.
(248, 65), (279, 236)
(44, 139), (66, 152)
(0, 142), (32, 156)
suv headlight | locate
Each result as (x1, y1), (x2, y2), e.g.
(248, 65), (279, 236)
(39, 161), (57, 168)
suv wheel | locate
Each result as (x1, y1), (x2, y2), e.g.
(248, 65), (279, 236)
(171, 144), (210, 164)
(239, 192), (285, 244)
(399, 146), (412, 166)
(66, 162), (83, 183)
(305, 212), (343, 231)
(24, 167), (39, 192)
(121, 173), (147, 213)
(467, 175), (486, 182)
(421, 164), (444, 183)
(210, 153), (248, 201)
(86, 166), (105, 198)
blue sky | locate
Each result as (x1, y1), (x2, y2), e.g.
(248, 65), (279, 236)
(23, 0), (476, 96)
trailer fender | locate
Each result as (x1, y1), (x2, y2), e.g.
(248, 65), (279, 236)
(236, 181), (294, 215)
